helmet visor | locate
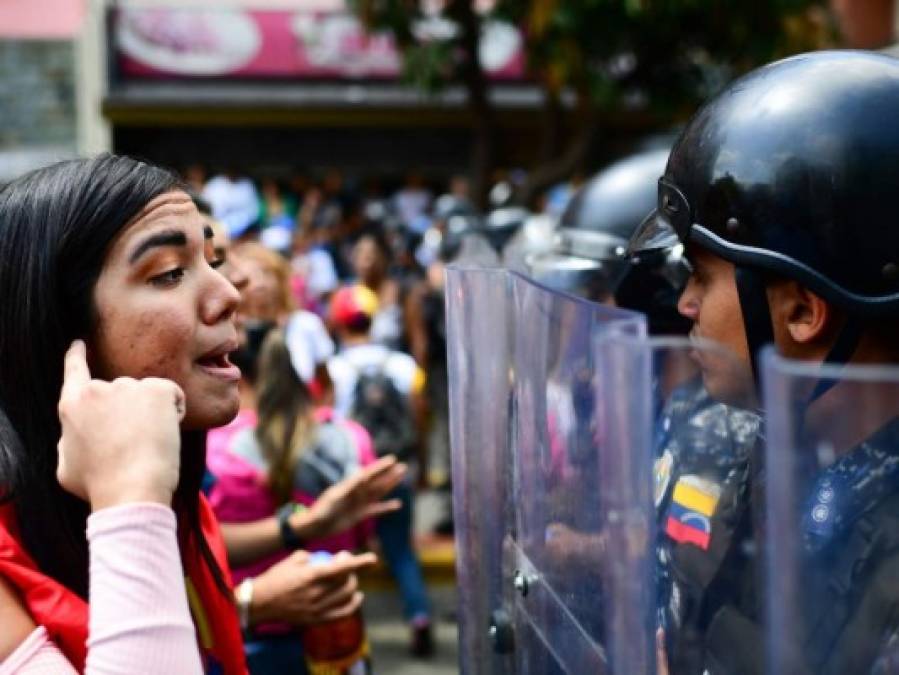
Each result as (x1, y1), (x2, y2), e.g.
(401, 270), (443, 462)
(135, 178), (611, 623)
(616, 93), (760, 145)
(627, 209), (679, 256)
(626, 177), (693, 256)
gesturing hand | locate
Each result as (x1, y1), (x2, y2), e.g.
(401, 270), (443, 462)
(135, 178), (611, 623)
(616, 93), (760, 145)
(56, 340), (186, 510)
(298, 456), (406, 537)
(300, 456), (407, 539)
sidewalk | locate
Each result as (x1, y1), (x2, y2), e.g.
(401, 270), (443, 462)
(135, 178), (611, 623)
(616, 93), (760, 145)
(361, 487), (460, 674)
(362, 585), (459, 674)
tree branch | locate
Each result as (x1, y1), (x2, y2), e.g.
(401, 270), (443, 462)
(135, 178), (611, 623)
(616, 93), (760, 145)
(447, 0), (497, 209)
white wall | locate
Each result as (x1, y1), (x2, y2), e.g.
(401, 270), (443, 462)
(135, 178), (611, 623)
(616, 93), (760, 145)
(75, 0), (111, 156)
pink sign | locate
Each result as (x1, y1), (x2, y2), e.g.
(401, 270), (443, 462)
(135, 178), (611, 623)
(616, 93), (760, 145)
(115, 7), (525, 81)
(0, 0), (85, 39)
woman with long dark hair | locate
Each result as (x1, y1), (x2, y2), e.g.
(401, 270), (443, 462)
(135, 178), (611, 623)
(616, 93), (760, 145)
(0, 155), (402, 674)
(0, 154), (245, 673)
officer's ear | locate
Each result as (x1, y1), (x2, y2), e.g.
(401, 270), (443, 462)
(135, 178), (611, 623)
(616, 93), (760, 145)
(767, 280), (837, 355)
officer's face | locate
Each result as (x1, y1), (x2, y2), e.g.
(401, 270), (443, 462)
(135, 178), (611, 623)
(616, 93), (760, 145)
(678, 247), (754, 405)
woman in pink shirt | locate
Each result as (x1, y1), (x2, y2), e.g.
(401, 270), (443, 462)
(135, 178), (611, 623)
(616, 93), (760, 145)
(209, 329), (379, 671)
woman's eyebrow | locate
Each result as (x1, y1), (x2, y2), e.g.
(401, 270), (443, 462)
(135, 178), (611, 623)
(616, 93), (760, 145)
(129, 229), (188, 264)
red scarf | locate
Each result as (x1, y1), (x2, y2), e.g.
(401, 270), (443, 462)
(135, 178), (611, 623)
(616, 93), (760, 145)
(0, 495), (247, 674)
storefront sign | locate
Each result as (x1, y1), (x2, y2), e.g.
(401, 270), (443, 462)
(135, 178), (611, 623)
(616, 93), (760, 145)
(115, 7), (525, 80)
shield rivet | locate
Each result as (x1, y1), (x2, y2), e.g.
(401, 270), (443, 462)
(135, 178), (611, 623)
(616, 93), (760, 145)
(883, 262), (899, 282)
(513, 570), (529, 597)
(488, 609), (515, 654)
(726, 217), (740, 233)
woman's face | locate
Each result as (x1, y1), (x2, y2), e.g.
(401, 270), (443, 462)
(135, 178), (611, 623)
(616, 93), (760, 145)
(91, 191), (242, 430)
(352, 237), (385, 282)
(240, 256), (283, 323)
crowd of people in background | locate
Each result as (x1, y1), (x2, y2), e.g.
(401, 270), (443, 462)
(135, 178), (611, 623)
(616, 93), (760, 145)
(191, 164), (480, 510)
(187, 164), (566, 672)
(190, 161), (575, 497)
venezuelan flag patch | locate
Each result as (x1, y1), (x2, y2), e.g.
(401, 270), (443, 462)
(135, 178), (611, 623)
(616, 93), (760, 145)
(664, 475), (721, 550)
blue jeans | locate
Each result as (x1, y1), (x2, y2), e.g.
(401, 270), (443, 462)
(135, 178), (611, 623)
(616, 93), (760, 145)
(375, 481), (431, 621)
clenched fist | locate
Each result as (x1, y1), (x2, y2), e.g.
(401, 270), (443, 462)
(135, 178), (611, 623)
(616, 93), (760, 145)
(56, 340), (186, 510)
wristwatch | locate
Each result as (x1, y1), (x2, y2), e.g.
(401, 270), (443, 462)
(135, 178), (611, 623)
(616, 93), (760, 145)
(235, 578), (254, 632)
(276, 502), (306, 550)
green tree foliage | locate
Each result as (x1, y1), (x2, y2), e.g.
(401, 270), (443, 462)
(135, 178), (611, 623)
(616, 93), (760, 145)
(502, 0), (830, 108)
(352, 0), (832, 205)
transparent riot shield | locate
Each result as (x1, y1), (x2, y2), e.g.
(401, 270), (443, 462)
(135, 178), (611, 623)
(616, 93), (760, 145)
(448, 265), (762, 674)
(446, 265), (516, 675)
(446, 267), (646, 674)
(506, 272), (652, 675)
(763, 350), (899, 674)
(642, 337), (761, 675)
(453, 232), (502, 267)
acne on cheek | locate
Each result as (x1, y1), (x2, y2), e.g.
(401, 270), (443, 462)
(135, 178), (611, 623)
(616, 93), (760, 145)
(98, 306), (193, 382)
(137, 310), (193, 379)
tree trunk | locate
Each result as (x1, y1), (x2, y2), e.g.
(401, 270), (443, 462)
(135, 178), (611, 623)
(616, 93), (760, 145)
(448, 0), (497, 210)
(470, 115), (495, 210)
(537, 88), (564, 166)
(515, 87), (597, 208)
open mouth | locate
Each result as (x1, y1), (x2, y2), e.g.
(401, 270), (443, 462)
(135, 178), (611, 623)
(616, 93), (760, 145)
(197, 352), (231, 368)
(196, 345), (241, 381)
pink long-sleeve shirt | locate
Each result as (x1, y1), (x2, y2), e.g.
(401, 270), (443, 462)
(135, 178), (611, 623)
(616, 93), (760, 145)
(0, 503), (204, 674)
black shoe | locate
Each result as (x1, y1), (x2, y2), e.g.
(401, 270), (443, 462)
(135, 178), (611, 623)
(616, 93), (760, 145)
(433, 516), (454, 537)
(410, 622), (435, 658)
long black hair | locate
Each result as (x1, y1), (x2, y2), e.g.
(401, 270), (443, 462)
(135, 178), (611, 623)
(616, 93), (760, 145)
(0, 154), (228, 598)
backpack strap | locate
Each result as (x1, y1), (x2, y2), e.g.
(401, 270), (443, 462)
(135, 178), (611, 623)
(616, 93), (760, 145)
(345, 347), (393, 379)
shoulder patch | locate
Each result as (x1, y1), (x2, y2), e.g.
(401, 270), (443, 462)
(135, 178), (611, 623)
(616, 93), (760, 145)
(664, 474), (722, 550)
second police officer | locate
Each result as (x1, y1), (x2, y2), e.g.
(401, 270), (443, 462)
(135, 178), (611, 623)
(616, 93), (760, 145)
(528, 143), (763, 674)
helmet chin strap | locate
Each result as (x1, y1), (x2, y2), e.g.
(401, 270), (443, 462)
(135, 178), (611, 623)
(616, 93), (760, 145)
(807, 317), (862, 402)
(736, 266), (862, 403)
(735, 266), (775, 389)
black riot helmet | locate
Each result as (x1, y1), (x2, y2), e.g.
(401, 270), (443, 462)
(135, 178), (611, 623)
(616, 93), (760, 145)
(562, 147), (669, 240)
(629, 51), (899, 379)
(528, 147), (691, 334)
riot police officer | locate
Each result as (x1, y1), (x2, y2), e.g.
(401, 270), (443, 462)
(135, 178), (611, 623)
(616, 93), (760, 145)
(629, 50), (899, 673)
(527, 148), (762, 675)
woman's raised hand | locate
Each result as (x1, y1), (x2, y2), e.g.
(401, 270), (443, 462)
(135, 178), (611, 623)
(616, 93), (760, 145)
(300, 456), (407, 539)
(56, 340), (186, 510)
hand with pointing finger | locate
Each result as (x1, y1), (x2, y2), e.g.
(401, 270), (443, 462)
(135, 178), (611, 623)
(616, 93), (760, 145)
(250, 550), (377, 627)
(56, 340), (187, 511)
